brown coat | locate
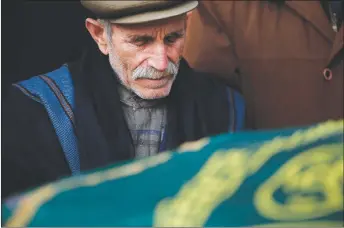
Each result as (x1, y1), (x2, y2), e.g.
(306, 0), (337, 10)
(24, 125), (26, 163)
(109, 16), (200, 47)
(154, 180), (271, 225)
(184, 1), (343, 130)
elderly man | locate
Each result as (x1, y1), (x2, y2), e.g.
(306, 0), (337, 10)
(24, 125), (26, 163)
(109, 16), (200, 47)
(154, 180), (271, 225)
(2, 1), (245, 199)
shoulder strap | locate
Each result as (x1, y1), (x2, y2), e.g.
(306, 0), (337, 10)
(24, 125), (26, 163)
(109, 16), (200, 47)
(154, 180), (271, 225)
(226, 88), (245, 132)
(13, 65), (80, 175)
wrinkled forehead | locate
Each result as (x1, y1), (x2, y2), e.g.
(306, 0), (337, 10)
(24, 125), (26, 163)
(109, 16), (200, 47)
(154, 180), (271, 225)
(113, 15), (187, 35)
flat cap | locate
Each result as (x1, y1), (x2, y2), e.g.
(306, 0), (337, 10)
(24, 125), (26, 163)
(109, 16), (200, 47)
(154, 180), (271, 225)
(81, 0), (198, 24)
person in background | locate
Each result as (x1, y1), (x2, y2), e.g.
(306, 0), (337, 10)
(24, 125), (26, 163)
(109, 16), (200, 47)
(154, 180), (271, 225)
(184, 0), (343, 130)
(2, 1), (245, 199)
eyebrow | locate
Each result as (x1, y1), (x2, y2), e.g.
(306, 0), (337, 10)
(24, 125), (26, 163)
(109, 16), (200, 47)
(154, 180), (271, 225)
(127, 34), (153, 42)
(165, 29), (185, 37)
(126, 29), (185, 42)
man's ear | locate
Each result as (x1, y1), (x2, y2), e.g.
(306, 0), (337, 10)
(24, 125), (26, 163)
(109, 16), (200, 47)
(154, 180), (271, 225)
(85, 18), (110, 55)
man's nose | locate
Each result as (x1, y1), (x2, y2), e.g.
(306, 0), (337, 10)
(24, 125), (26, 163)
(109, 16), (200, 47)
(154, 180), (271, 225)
(148, 45), (169, 72)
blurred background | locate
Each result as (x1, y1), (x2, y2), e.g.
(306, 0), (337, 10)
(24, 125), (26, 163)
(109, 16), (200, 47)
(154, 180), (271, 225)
(2, 0), (92, 98)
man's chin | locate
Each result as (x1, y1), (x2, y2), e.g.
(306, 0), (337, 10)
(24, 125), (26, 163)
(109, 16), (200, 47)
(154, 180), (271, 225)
(132, 86), (172, 100)
(131, 79), (174, 100)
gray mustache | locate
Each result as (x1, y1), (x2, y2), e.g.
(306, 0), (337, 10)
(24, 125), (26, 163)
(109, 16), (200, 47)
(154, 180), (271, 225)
(132, 61), (179, 80)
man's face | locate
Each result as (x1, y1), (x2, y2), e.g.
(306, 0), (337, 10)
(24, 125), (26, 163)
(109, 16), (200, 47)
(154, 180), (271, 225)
(105, 16), (186, 99)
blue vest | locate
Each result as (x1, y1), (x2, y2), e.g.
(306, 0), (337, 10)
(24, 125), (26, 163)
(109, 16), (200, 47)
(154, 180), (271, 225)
(14, 65), (245, 175)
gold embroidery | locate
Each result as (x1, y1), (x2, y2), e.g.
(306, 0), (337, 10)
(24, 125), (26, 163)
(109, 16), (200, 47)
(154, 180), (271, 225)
(6, 185), (56, 227)
(6, 152), (172, 227)
(177, 138), (210, 153)
(154, 120), (343, 227)
(254, 144), (343, 221)
(154, 149), (250, 227)
(248, 120), (343, 174)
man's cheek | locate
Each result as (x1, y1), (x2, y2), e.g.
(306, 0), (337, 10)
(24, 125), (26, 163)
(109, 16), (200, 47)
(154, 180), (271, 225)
(178, 41), (185, 54)
(171, 42), (185, 61)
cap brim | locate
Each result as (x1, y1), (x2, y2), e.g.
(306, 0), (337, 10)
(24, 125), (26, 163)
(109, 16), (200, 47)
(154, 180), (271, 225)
(109, 1), (198, 24)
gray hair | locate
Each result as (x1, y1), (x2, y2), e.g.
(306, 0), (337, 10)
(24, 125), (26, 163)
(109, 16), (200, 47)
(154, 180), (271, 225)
(98, 19), (113, 43)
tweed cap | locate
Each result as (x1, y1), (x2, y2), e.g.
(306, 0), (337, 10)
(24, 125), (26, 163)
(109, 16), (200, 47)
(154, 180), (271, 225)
(81, 0), (198, 24)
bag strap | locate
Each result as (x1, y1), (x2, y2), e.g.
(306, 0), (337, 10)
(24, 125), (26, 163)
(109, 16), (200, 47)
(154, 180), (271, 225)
(226, 88), (245, 132)
(13, 65), (80, 175)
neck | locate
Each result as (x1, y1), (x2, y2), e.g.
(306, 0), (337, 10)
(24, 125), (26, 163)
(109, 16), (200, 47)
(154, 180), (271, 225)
(117, 83), (165, 109)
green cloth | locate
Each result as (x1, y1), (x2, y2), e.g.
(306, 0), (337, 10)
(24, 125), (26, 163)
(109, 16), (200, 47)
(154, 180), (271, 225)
(2, 120), (343, 227)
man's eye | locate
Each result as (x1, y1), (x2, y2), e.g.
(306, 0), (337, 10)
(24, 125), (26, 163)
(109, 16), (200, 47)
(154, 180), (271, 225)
(165, 33), (184, 44)
(132, 37), (153, 46)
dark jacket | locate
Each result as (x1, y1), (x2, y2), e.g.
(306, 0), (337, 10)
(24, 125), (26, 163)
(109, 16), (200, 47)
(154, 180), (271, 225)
(2, 46), (244, 199)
